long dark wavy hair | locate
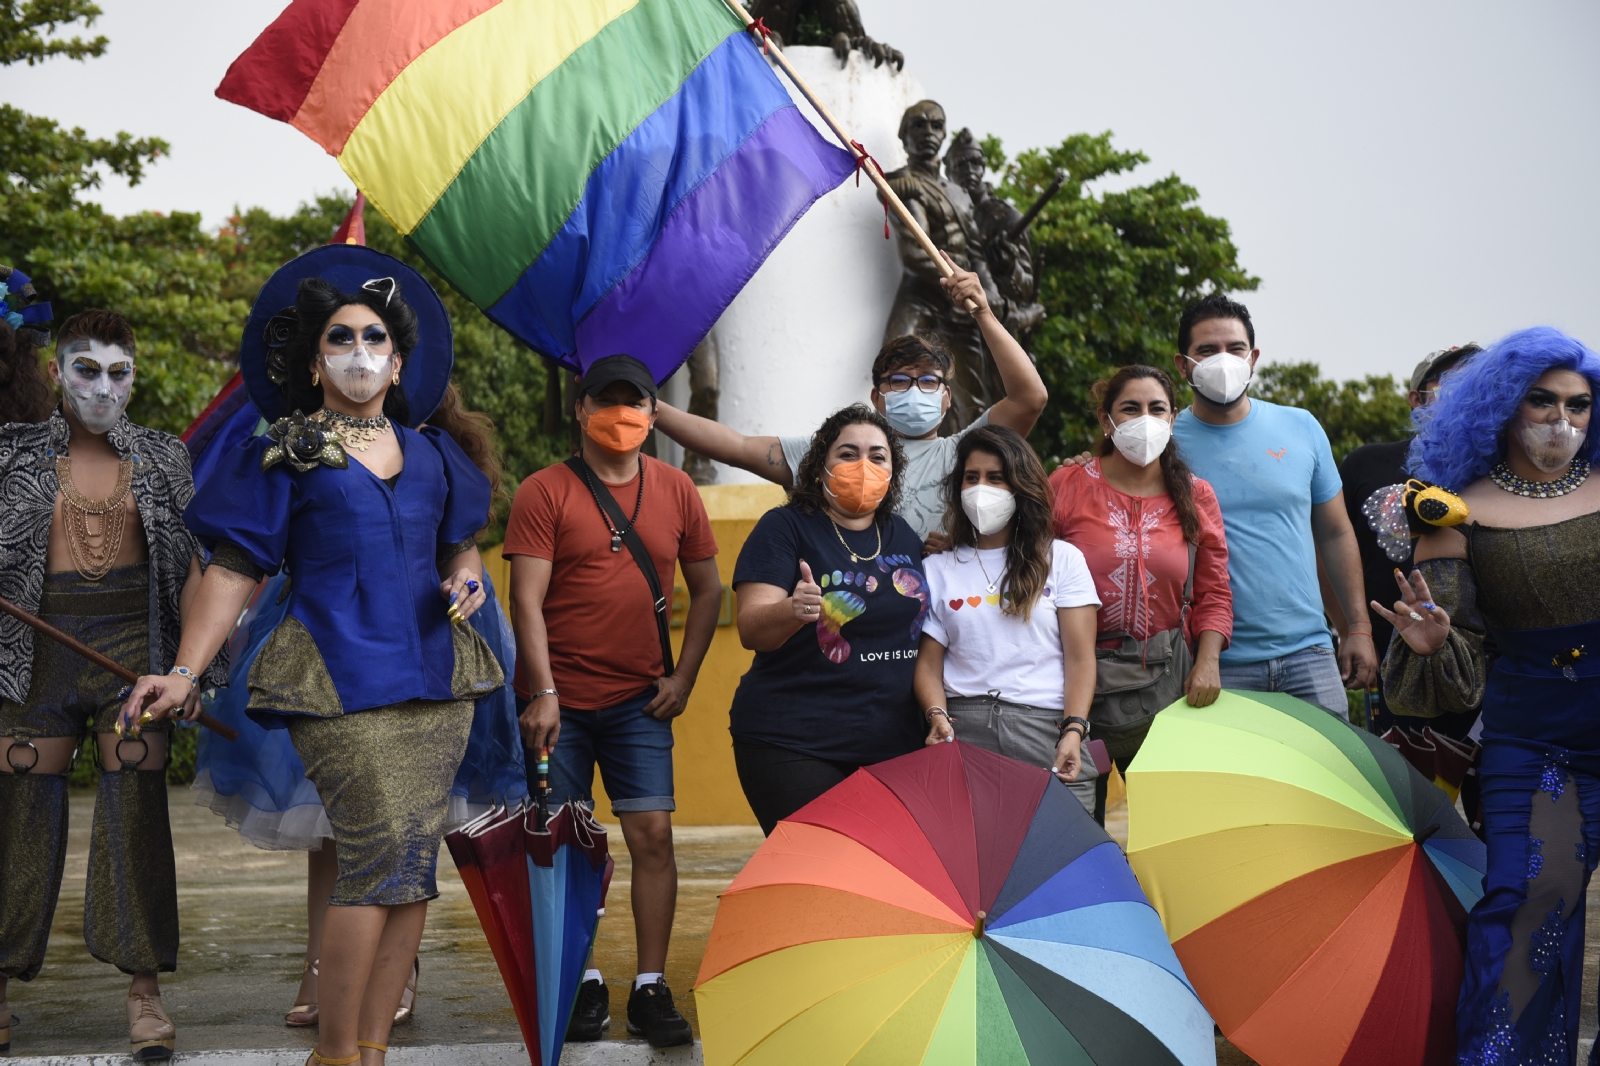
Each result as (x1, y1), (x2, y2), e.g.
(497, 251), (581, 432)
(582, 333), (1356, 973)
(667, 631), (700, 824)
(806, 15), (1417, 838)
(944, 426), (1054, 622)
(279, 277), (415, 425)
(0, 321), (53, 424)
(788, 403), (905, 527)
(1093, 365), (1201, 542)
(427, 382), (506, 523)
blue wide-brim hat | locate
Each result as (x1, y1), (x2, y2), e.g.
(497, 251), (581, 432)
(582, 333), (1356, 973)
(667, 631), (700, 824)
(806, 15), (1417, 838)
(239, 244), (452, 427)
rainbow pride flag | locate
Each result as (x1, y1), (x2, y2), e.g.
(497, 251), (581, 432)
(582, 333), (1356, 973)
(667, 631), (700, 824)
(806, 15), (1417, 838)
(218, 0), (855, 383)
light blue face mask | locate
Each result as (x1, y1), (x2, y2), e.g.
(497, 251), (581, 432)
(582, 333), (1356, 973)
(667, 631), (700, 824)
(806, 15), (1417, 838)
(884, 386), (945, 436)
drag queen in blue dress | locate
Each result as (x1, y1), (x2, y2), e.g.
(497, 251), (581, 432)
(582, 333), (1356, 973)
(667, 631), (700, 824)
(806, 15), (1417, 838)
(1377, 327), (1600, 1065)
(191, 383), (526, 1027)
(123, 245), (503, 1066)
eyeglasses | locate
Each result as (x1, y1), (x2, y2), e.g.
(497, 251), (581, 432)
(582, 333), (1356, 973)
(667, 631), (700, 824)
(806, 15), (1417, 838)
(879, 373), (946, 394)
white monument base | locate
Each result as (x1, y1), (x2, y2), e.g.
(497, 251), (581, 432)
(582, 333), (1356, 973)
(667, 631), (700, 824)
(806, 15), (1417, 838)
(657, 47), (926, 483)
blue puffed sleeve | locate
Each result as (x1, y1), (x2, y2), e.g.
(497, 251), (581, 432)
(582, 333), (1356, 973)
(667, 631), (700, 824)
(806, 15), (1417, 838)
(417, 425), (492, 547)
(183, 434), (293, 577)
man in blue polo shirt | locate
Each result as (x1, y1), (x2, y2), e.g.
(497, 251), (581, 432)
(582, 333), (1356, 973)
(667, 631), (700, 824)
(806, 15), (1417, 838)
(1170, 294), (1377, 716)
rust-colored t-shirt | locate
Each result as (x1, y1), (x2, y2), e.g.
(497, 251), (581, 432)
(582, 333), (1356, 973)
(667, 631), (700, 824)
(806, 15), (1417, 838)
(502, 456), (717, 709)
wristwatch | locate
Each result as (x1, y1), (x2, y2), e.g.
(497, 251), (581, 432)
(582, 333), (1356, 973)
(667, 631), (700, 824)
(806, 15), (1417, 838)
(1058, 715), (1090, 740)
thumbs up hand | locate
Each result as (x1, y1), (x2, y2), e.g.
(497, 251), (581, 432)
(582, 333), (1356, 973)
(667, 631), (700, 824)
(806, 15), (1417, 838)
(792, 560), (824, 623)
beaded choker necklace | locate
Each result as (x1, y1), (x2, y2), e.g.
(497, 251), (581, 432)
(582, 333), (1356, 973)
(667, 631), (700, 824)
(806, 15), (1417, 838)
(1489, 458), (1590, 499)
(313, 409), (391, 452)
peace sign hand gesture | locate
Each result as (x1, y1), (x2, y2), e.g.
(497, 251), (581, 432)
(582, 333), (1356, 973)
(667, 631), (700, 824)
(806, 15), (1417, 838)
(1369, 568), (1451, 657)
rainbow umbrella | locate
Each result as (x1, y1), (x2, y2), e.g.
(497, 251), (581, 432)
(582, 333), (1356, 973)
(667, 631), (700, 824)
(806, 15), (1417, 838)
(1126, 690), (1486, 1066)
(444, 799), (611, 1066)
(695, 741), (1215, 1065)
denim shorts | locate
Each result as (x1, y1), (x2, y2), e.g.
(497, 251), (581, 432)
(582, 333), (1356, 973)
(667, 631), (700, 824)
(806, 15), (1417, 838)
(518, 687), (675, 813)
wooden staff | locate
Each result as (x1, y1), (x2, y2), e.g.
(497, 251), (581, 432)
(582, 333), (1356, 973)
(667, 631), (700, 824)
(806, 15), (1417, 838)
(720, 0), (976, 309)
(0, 593), (239, 742)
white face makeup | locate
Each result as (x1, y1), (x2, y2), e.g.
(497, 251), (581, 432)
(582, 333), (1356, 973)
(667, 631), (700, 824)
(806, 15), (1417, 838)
(318, 315), (394, 405)
(57, 339), (135, 434)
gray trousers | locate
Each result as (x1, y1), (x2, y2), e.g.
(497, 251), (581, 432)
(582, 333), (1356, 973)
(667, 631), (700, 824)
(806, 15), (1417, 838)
(947, 695), (1098, 815)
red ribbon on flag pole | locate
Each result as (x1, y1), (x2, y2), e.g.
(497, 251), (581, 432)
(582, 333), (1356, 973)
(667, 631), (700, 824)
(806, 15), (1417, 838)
(747, 17), (773, 54)
(850, 140), (890, 239)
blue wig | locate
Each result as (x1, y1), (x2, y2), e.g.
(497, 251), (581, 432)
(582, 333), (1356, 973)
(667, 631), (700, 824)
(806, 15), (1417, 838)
(1409, 326), (1600, 490)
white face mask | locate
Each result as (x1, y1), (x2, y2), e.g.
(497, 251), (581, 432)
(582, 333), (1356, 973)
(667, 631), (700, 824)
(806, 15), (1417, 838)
(1110, 414), (1172, 467)
(321, 346), (393, 405)
(961, 484), (1016, 536)
(1187, 352), (1254, 405)
(57, 340), (135, 434)
(1514, 417), (1587, 474)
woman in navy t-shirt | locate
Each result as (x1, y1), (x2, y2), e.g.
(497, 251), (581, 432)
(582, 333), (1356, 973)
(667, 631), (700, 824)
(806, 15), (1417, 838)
(729, 404), (928, 833)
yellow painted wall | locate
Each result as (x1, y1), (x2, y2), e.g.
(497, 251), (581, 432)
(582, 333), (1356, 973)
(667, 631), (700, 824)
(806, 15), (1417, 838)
(481, 482), (787, 825)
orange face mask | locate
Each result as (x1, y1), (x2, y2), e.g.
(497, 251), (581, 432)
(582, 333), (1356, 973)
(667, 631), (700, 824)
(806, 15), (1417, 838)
(824, 458), (891, 515)
(584, 404), (652, 454)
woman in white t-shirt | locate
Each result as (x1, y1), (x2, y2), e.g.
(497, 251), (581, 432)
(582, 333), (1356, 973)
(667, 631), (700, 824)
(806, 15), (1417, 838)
(915, 426), (1102, 812)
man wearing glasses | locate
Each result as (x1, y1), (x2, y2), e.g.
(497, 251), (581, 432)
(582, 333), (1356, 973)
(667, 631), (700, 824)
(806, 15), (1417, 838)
(654, 257), (1047, 551)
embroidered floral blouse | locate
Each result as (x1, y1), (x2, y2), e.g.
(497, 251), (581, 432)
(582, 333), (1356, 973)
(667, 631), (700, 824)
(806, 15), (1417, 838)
(1049, 458), (1233, 647)
(0, 408), (224, 704)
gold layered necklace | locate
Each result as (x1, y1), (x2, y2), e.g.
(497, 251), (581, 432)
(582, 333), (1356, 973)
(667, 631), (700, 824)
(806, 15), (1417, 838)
(827, 513), (882, 563)
(56, 454), (133, 580)
(313, 409), (391, 452)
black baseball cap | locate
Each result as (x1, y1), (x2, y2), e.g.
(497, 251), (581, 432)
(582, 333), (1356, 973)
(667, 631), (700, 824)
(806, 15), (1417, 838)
(578, 354), (657, 400)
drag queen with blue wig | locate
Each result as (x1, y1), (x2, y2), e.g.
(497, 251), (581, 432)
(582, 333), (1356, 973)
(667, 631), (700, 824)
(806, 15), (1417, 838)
(122, 245), (505, 1066)
(1377, 327), (1600, 1065)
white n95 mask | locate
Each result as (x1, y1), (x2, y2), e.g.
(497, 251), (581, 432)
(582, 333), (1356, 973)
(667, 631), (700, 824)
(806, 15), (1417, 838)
(960, 484), (1016, 535)
(1187, 353), (1254, 405)
(1111, 415), (1172, 467)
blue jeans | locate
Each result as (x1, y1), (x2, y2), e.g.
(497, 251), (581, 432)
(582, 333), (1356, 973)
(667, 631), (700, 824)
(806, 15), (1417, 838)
(1218, 645), (1349, 719)
(518, 688), (675, 813)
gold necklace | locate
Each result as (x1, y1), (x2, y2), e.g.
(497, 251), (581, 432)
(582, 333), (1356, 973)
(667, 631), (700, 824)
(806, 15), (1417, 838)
(55, 454), (133, 581)
(828, 513), (881, 563)
(313, 409), (391, 452)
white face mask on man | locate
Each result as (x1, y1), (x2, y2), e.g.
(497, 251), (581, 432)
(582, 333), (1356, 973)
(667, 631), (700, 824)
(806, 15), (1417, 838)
(1109, 414), (1172, 467)
(1515, 417), (1587, 474)
(1186, 352), (1254, 405)
(960, 484), (1016, 536)
(57, 340), (135, 434)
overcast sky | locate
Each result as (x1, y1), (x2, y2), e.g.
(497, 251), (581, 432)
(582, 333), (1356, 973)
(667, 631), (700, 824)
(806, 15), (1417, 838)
(4, 0), (1597, 382)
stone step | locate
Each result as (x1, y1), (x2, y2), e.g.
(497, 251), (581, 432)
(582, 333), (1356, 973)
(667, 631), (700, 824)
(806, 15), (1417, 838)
(6, 1039), (704, 1066)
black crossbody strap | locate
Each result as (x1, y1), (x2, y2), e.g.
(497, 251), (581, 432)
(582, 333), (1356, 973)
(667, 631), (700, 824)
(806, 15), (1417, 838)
(565, 457), (675, 675)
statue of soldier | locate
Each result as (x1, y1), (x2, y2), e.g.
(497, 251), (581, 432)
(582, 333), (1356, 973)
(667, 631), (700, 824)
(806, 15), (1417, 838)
(882, 100), (1002, 428)
(943, 129), (1046, 349)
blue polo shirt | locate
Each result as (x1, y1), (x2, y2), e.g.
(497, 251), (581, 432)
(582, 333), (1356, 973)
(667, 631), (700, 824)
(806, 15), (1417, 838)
(1172, 400), (1341, 664)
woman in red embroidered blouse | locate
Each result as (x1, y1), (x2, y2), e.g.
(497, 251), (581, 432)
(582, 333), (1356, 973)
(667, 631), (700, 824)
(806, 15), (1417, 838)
(1050, 366), (1233, 767)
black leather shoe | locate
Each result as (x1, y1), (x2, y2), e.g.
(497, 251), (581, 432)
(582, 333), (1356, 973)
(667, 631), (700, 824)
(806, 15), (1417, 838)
(566, 978), (610, 1042)
(626, 979), (693, 1048)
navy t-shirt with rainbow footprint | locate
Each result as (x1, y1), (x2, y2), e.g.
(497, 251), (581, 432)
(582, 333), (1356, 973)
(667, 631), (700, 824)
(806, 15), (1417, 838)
(729, 505), (928, 764)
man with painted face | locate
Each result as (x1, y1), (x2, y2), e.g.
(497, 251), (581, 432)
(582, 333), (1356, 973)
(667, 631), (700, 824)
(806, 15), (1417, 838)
(652, 257), (1046, 552)
(1168, 293), (1378, 716)
(503, 354), (721, 1048)
(0, 309), (222, 1060)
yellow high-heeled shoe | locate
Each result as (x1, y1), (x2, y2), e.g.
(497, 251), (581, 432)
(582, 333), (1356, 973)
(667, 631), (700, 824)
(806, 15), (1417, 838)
(286, 957), (319, 1028)
(304, 1049), (358, 1065)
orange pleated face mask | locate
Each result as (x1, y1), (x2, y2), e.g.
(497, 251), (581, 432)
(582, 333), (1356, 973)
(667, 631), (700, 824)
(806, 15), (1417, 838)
(824, 458), (892, 515)
(583, 404), (653, 454)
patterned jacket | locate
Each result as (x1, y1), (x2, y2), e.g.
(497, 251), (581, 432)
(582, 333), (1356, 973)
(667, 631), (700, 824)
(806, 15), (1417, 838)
(0, 408), (226, 704)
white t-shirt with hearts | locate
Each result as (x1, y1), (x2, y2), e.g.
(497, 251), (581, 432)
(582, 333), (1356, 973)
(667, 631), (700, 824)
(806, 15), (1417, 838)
(921, 539), (1101, 708)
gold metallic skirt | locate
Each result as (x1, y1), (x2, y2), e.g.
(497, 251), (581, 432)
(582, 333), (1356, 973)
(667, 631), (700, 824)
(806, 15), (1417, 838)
(288, 698), (474, 906)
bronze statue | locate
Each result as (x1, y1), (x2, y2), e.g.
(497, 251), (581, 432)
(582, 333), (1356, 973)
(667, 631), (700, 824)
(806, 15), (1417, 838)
(745, 0), (903, 69)
(882, 101), (1001, 427)
(944, 129), (1046, 348)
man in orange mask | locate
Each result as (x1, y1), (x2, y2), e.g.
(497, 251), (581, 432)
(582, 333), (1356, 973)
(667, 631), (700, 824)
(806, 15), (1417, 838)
(502, 355), (722, 1048)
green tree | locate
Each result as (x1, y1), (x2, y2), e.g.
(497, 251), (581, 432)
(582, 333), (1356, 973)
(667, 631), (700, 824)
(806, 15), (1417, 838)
(982, 133), (1259, 458)
(1250, 362), (1414, 465)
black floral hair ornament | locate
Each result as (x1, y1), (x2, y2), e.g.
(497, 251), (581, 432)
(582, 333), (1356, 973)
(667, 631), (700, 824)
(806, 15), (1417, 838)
(262, 307), (298, 385)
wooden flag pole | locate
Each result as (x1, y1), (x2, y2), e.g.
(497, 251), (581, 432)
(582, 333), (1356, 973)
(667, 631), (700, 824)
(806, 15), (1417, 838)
(718, 0), (965, 294)
(0, 593), (239, 742)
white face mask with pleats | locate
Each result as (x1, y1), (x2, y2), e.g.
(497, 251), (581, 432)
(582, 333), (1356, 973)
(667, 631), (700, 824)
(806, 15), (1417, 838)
(1110, 415), (1172, 467)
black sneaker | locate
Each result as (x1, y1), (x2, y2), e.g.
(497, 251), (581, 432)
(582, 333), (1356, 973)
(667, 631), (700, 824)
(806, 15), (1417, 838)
(566, 978), (610, 1042)
(626, 979), (693, 1048)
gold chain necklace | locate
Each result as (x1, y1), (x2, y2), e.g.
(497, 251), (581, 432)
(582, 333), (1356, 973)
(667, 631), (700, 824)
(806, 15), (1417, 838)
(313, 409), (391, 452)
(967, 547), (1004, 594)
(55, 454), (132, 581)
(827, 513), (881, 563)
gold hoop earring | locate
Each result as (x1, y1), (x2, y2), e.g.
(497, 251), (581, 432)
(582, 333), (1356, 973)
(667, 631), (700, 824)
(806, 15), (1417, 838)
(311, 369), (320, 387)
(392, 370), (400, 386)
